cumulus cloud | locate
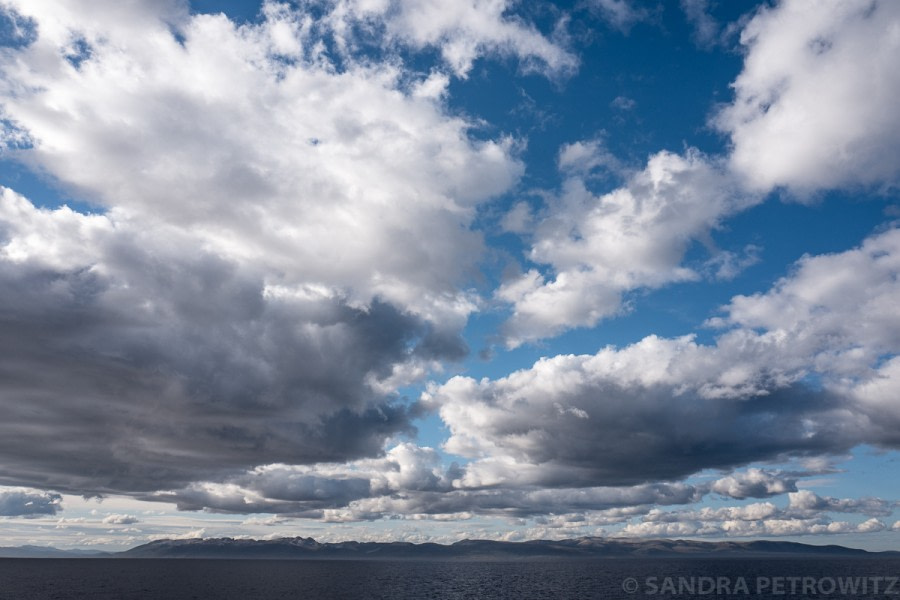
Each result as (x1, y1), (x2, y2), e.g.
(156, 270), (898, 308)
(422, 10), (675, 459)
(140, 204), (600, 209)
(498, 149), (757, 345)
(619, 490), (896, 539)
(1, 0), (899, 533)
(0, 488), (62, 517)
(0, 0), (531, 499)
(620, 516), (888, 538)
(0, 1), (523, 325)
(427, 338), (861, 489)
(710, 469), (797, 500)
(501, 0), (900, 346)
(711, 227), (900, 389)
(436, 228), (900, 491)
(102, 514), (141, 525)
(0, 188), (435, 494)
(716, 0), (900, 193)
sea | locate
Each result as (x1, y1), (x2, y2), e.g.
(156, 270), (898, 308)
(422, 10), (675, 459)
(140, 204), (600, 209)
(1, 557), (898, 599)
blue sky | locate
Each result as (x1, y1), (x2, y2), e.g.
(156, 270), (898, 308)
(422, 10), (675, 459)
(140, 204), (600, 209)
(1, 0), (900, 551)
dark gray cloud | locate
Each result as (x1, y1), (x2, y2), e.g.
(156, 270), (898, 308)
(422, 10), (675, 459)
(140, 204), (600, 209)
(432, 375), (864, 490)
(0, 203), (448, 497)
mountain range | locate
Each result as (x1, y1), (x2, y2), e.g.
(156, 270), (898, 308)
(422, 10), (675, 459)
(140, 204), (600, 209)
(3, 537), (899, 560)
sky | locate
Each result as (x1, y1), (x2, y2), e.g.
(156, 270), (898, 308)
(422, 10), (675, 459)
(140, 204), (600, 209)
(1, 0), (900, 552)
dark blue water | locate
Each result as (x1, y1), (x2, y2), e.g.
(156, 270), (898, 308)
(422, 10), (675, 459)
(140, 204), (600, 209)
(0, 557), (898, 599)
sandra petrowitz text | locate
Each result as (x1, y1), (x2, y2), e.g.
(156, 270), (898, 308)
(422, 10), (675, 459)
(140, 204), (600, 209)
(621, 575), (899, 596)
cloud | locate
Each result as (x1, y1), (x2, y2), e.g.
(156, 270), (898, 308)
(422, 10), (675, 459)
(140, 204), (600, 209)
(679, 0), (722, 49)
(499, 0), (900, 346)
(711, 227), (900, 393)
(314, 480), (704, 522)
(0, 488), (62, 517)
(498, 148), (757, 345)
(557, 138), (622, 177)
(0, 188), (439, 495)
(0, 0), (522, 326)
(643, 502), (780, 524)
(0, 0), (898, 535)
(710, 469), (797, 500)
(787, 490), (895, 518)
(620, 516), (888, 538)
(586, 0), (651, 33)
(102, 514), (141, 525)
(325, 0), (578, 78)
(610, 95), (635, 111)
(436, 228), (900, 489)
(0, 0), (534, 501)
(147, 442), (453, 514)
(148, 528), (206, 541)
(716, 0), (900, 193)
(138, 441), (710, 519)
(619, 490), (896, 539)
(427, 340), (862, 489)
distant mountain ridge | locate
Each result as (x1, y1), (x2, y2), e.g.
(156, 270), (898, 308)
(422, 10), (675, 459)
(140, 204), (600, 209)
(0, 545), (110, 558)
(118, 537), (900, 560)
(4, 537), (899, 560)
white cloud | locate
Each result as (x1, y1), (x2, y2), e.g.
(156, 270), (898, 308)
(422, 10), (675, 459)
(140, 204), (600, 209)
(148, 528), (206, 541)
(557, 138), (622, 176)
(712, 227), (900, 383)
(325, 0), (577, 77)
(644, 502), (779, 524)
(499, 149), (756, 345)
(620, 516), (887, 538)
(620, 495), (894, 539)
(102, 514), (140, 525)
(710, 469), (797, 500)
(0, 0), (523, 327)
(716, 0), (900, 193)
